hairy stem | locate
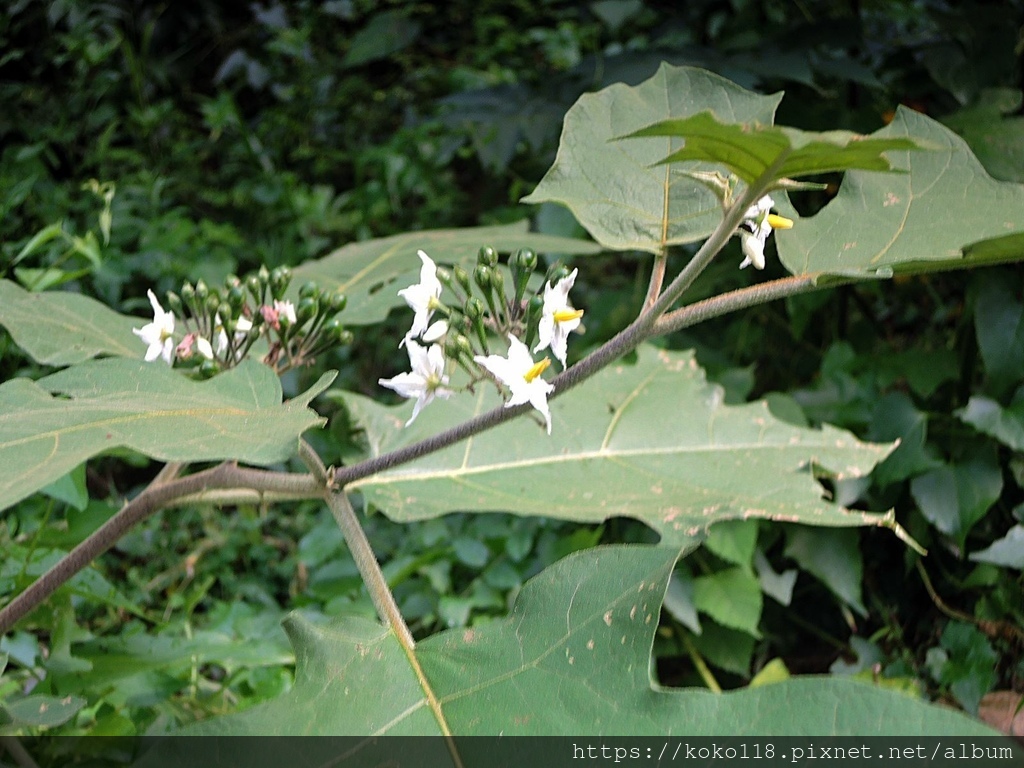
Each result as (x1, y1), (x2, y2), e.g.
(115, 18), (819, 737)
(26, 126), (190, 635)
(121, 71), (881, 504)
(0, 463), (322, 634)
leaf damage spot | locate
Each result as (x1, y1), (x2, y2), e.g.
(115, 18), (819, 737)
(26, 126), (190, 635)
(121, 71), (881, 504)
(603, 610), (613, 626)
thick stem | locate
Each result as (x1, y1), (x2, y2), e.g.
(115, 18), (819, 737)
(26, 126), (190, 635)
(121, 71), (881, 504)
(0, 464), (322, 635)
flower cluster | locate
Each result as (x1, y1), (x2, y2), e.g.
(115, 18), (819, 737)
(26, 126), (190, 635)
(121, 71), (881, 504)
(737, 195), (794, 270)
(133, 266), (351, 375)
(379, 247), (585, 433)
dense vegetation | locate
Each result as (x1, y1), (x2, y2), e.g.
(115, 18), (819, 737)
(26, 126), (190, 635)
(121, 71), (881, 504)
(1, 0), (1023, 748)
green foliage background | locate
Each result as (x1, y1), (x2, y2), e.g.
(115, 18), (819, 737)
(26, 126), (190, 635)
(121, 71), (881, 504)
(1, 0), (1023, 748)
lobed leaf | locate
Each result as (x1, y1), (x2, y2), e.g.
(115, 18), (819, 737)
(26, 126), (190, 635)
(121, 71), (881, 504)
(342, 345), (895, 545)
(0, 359), (333, 513)
(291, 221), (600, 325)
(157, 544), (997, 739)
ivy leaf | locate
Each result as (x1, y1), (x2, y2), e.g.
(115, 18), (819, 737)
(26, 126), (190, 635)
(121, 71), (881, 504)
(522, 63), (781, 254)
(778, 108), (1024, 277)
(291, 221), (600, 325)
(342, 346), (896, 547)
(0, 279), (142, 366)
(621, 111), (920, 184)
(150, 544), (998, 739)
(0, 359), (333, 513)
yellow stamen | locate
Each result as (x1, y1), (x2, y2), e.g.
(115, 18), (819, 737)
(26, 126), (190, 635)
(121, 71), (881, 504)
(553, 308), (584, 323)
(767, 214), (794, 230)
(524, 357), (551, 383)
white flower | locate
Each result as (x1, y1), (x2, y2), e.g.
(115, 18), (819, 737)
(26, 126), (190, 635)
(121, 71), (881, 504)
(475, 335), (554, 434)
(738, 195), (793, 270)
(422, 319), (448, 343)
(379, 340), (453, 426)
(534, 267), (583, 368)
(214, 313), (254, 358)
(274, 299), (297, 326)
(196, 336), (215, 360)
(133, 289), (176, 364)
(398, 250), (443, 346)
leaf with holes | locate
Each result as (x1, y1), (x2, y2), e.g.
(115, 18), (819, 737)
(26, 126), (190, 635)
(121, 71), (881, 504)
(777, 108), (1024, 277)
(0, 359), (332, 513)
(340, 345), (895, 546)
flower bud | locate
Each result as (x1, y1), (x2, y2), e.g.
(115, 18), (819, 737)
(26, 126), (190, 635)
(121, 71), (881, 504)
(297, 296), (319, 324)
(194, 279), (209, 302)
(198, 359), (220, 378)
(205, 292), (221, 313)
(165, 292), (183, 315)
(270, 266), (292, 299)
(180, 282), (195, 304)
(490, 268), (506, 299)
(477, 245), (498, 268)
(464, 297), (484, 320)
(299, 280), (320, 300)
(515, 248), (537, 272)
(257, 265), (271, 286)
(327, 289), (347, 312)
(246, 275), (262, 301)
(473, 265), (492, 292)
(227, 285), (246, 309)
(546, 262), (569, 285)
(453, 265), (472, 294)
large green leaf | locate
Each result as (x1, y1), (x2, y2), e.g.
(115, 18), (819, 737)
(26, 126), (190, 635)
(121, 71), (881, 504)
(0, 279), (142, 365)
(163, 544), (995, 738)
(778, 107), (1024, 277)
(521, 63), (781, 254)
(0, 359), (333, 512)
(291, 221), (600, 325)
(342, 346), (894, 546)
(622, 111), (920, 184)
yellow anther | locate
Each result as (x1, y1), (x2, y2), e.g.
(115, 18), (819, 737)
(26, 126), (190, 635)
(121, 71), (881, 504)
(524, 357), (551, 383)
(552, 308), (584, 324)
(767, 214), (794, 230)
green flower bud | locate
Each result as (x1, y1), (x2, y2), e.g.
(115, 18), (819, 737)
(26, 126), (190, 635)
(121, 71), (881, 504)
(180, 282), (195, 303)
(299, 280), (320, 300)
(464, 297), (484, 320)
(257, 265), (271, 286)
(490, 268), (506, 299)
(516, 248), (538, 272)
(455, 334), (473, 359)
(297, 296), (319, 324)
(453, 265), (472, 294)
(227, 285), (246, 309)
(477, 245), (498, 268)
(327, 290), (347, 312)
(546, 261), (569, 285)
(198, 359), (220, 378)
(246, 275), (262, 301)
(270, 266), (292, 300)
(194, 279), (209, 302)
(224, 274), (241, 290)
(205, 292), (221, 313)
(165, 292), (183, 314)
(473, 265), (492, 292)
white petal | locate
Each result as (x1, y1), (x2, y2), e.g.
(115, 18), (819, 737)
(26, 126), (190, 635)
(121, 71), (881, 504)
(196, 337), (214, 359)
(422, 319), (448, 343)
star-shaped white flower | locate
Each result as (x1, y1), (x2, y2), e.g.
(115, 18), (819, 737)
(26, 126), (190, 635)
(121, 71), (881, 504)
(398, 249), (443, 346)
(133, 290), (176, 364)
(738, 195), (793, 270)
(379, 340), (454, 426)
(534, 267), (583, 369)
(475, 335), (554, 434)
